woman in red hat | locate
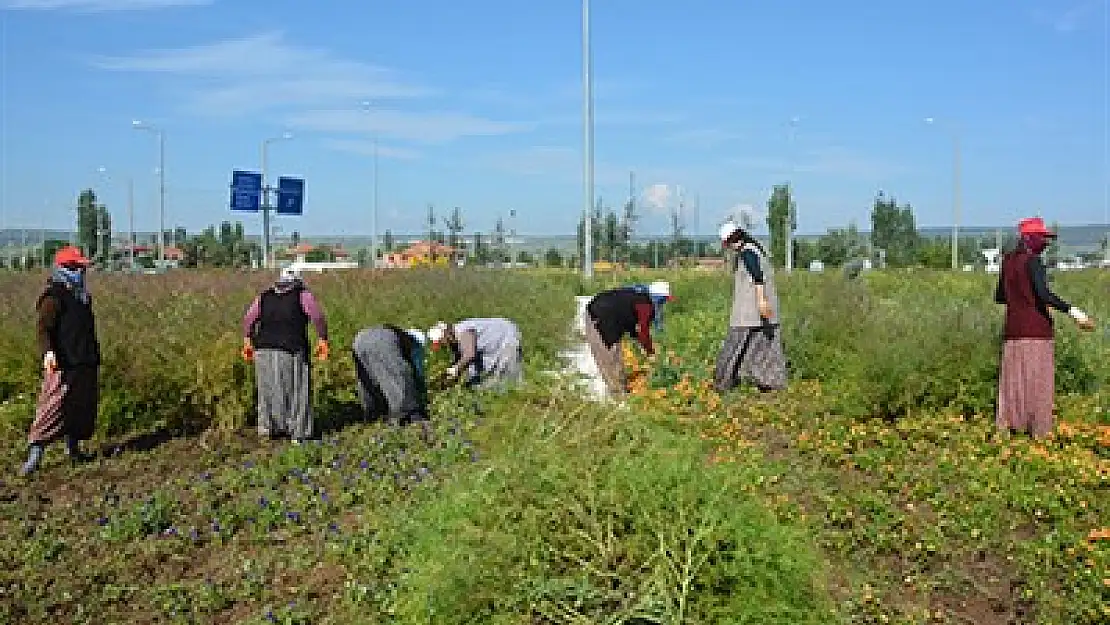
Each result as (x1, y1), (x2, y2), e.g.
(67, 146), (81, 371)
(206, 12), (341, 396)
(20, 246), (101, 475)
(994, 217), (1095, 438)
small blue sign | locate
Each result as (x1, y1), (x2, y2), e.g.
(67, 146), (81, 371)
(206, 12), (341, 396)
(276, 176), (304, 215)
(229, 170), (262, 212)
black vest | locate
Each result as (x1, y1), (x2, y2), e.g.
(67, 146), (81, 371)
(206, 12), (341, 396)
(587, 288), (654, 347)
(39, 282), (101, 369)
(251, 286), (309, 354)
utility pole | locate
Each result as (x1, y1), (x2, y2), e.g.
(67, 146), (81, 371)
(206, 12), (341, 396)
(128, 177), (135, 271)
(581, 0), (595, 278)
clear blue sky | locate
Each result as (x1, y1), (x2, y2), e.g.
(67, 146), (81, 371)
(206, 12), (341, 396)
(1, 0), (1107, 237)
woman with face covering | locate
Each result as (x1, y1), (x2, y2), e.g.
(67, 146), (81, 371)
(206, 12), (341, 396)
(20, 246), (101, 476)
(713, 222), (788, 393)
(994, 217), (1095, 438)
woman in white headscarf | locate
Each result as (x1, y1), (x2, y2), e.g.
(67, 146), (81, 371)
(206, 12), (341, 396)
(241, 267), (330, 443)
(351, 325), (429, 425)
(428, 318), (523, 390)
(713, 222), (788, 392)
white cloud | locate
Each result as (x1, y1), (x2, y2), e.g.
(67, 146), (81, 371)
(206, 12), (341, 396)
(91, 32), (433, 116)
(1033, 0), (1101, 33)
(3, 0), (210, 10)
(289, 109), (529, 144)
(320, 138), (420, 160)
(91, 31), (530, 144)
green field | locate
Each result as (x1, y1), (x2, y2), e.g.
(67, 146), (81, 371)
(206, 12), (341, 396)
(0, 268), (1106, 624)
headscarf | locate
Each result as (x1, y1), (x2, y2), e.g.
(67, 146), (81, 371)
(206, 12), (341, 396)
(275, 267), (302, 292)
(51, 266), (89, 304)
(1020, 233), (1050, 255)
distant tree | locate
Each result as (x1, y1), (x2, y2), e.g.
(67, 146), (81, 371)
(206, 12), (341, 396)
(816, 223), (867, 266)
(603, 210), (620, 262)
(870, 191), (919, 267)
(765, 184), (794, 267)
(382, 229), (394, 252)
(544, 247), (564, 267)
(621, 194), (638, 262)
(443, 207), (465, 251)
(291, 231), (301, 248)
(76, 189), (111, 262)
(493, 217), (507, 265)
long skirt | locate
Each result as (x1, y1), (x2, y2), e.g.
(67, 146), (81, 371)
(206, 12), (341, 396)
(469, 341), (525, 391)
(254, 348), (312, 440)
(584, 319), (626, 396)
(996, 338), (1055, 438)
(713, 325), (788, 392)
(352, 328), (426, 421)
(28, 366), (99, 444)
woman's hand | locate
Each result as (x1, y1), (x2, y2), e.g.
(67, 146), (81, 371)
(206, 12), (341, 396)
(758, 297), (774, 320)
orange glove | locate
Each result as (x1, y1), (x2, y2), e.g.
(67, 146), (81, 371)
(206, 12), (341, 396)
(241, 338), (255, 362)
(314, 339), (329, 361)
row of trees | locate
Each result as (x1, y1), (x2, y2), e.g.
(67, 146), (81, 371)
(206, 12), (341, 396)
(764, 185), (1093, 269)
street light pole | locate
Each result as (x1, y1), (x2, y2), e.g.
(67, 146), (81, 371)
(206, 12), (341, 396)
(785, 116), (799, 272)
(582, 0), (595, 278)
(925, 117), (961, 270)
(132, 121), (166, 265)
(261, 133), (293, 269)
(360, 101), (380, 268)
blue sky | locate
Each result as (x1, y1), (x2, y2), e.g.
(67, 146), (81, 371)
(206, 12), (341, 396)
(0, 0), (1107, 237)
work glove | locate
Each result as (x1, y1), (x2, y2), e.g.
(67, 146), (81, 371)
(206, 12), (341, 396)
(1069, 308), (1095, 331)
(314, 339), (330, 361)
(43, 351), (58, 373)
(241, 338), (255, 362)
(445, 364), (460, 379)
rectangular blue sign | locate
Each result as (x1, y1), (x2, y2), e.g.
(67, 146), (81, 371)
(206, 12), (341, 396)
(276, 176), (304, 215)
(230, 170), (262, 212)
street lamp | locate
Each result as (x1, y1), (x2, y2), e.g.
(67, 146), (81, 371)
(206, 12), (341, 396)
(261, 132), (294, 269)
(360, 101), (380, 268)
(925, 117), (961, 270)
(785, 116), (800, 272)
(132, 120), (166, 265)
(97, 167), (136, 271)
(582, 0), (595, 278)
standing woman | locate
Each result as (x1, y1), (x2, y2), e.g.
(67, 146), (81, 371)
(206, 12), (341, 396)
(241, 268), (330, 443)
(351, 325), (430, 425)
(713, 222), (788, 393)
(20, 246), (101, 476)
(995, 217), (1094, 438)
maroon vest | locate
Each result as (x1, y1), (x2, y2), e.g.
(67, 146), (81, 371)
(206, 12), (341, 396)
(1000, 250), (1053, 340)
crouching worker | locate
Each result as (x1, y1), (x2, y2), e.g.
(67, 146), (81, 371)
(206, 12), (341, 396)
(241, 268), (330, 444)
(584, 282), (671, 396)
(352, 325), (430, 425)
(427, 318), (523, 390)
(20, 246), (101, 476)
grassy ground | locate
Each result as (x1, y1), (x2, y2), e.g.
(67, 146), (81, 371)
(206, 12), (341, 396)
(0, 267), (1105, 623)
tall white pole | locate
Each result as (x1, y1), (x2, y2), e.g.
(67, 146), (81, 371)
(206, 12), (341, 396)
(261, 139), (270, 269)
(128, 177), (135, 271)
(582, 0), (595, 278)
(372, 132), (379, 267)
(952, 132), (961, 270)
(158, 131), (166, 264)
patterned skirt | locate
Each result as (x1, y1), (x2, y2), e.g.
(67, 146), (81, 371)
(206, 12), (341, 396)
(996, 338), (1055, 438)
(713, 325), (788, 392)
(28, 366), (99, 444)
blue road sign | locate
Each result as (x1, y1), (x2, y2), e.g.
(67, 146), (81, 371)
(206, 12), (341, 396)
(230, 170), (262, 212)
(276, 176), (304, 215)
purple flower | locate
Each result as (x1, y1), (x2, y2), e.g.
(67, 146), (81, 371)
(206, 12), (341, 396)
(96, 516), (109, 526)
(286, 511), (300, 522)
(328, 522), (339, 533)
(259, 497), (269, 507)
(199, 471), (213, 481)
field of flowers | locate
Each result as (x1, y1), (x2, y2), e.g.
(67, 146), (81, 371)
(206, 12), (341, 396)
(0, 267), (1105, 624)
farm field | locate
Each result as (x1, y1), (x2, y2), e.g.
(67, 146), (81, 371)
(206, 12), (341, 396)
(0, 268), (1106, 624)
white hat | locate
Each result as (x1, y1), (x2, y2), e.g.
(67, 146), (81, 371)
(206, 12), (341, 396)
(719, 221), (741, 242)
(406, 328), (427, 346)
(427, 321), (449, 345)
(279, 266), (301, 282)
(648, 281), (671, 299)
